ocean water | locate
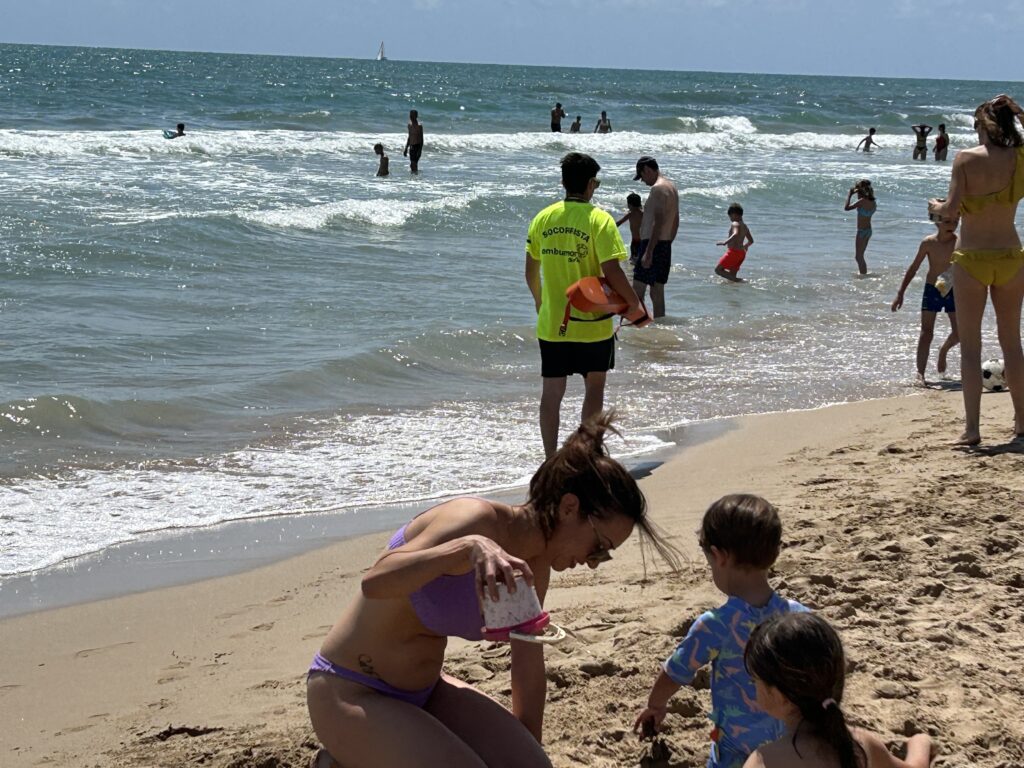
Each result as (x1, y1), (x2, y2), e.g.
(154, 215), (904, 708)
(0, 44), (1016, 577)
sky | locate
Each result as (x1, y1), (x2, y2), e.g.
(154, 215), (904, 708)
(1, 0), (1022, 81)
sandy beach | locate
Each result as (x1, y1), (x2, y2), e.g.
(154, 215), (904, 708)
(2, 388), (1022, 768)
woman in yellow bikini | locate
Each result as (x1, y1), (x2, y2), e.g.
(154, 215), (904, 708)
(929, 94), (1024, 446)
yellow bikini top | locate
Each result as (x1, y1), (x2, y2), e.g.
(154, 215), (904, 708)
(960, 146), (1024, 213)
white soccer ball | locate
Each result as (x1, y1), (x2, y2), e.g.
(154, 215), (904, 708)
(981, 359), (1007, 392)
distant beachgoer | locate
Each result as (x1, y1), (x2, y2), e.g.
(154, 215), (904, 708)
(569, 116), (582, 133)
(163, 122), (186, 139)
(525, 152), (641, 457)
(912, 123), (933, 160)
(855, 127), (879, 152)
(551, 102), (567, 132)
(743, 612), (936, 768)
(404, 109), (424, 174)
(633, 494), (809, 768)
(594, 111), (612, 134)
(934, 123), (949, 161)
(715, 202), (754, 283)
(891, 214), (960, 386)
(844, 179), (876, 275)
(306, 411), (682, 768)
(633, 156), (679, 318)
(374, 143), (390, 177)
(929, 93), (1024, 446)
(616, 193), (644, 265)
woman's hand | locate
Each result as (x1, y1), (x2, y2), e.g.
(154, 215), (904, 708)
(465, 535), (534, 602)
(927, 197), (949, 219)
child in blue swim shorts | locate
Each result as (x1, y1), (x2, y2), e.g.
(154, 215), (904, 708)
(633, 494), (809, 768)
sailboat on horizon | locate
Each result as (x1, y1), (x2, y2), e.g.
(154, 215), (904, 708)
(376, 41), (387, 62)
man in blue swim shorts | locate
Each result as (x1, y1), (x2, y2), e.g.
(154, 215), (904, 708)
(633, 156), (679, 318)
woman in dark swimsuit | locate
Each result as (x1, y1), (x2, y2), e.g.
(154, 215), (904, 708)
(306, 412), (680, 767)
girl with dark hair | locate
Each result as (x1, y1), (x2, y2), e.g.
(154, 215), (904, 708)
(307, 411), (680, 768)
(743, 613), (934, 768)
(929, 94), (1024, 446)
(844, 179), (877, 275)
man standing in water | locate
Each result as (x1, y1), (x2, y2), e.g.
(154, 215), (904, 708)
(594, 111), (612, 133)
(403, 109), (423, 173)
(551, 102), (567, 132)
(525, 152), (641, 456)
(633, 156), (679, 318)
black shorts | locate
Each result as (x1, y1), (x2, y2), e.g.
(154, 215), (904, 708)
(408, 144), (423, 163)
(550, 123), (562, 132)
(633, 240), (672, 285)
(539, 338), (615, 378)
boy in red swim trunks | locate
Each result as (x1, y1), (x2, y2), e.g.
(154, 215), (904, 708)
(715, 203), (754, 282)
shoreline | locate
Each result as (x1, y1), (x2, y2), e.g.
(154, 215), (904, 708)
(0, 414), (729, 620)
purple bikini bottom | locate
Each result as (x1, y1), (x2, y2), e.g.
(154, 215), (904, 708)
(307, 652), (437, 708)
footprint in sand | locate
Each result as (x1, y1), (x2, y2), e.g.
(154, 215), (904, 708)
(74, 641), (135, 658)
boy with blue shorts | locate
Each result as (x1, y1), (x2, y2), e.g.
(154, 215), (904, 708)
(891, 214), (960, 386)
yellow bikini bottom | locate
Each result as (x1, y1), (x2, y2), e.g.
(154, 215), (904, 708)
(952, 248), (1024, 287)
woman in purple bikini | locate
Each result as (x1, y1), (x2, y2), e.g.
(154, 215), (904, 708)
(306, 412), (679, 767)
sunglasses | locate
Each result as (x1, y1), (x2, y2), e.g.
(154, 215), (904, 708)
(590, 178), (601, 189)
(586, 516), (613, 566)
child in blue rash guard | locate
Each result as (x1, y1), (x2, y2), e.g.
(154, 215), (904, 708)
(633, 494), (809, 768)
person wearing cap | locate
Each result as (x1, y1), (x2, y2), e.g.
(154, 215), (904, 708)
(633, 156), (679, 318)
(525, 152), (642, 457)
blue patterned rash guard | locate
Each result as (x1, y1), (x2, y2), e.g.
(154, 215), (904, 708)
(663, 593), (810, 768)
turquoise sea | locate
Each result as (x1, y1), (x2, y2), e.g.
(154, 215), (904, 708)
(0, 43), (1017, 577)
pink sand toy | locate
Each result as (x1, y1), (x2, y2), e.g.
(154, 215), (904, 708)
(480, 575), (566, 644)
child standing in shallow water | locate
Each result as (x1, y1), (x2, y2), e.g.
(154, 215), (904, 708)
(743, 612), (935, 768)
(844, 180), (876, 275)
(617, 193), (644, 265)
(891, 213), (960, 386)
(715, 202), (754, 282)
(633, 494), (809, 768)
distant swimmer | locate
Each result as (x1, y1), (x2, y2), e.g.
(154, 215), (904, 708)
(403, 109), (423, 174)
(594, 110), (612, 134)
(374, 143), (389, 177)
(933, 123), (949, 161)
(163, 122), (185, 139)
(912, 123), (933, 160)
(855, 127), (880, 152)
(633, 156), (679, 318)
(844, 179), (876, 275)
(551, 102), (567, 132)
(715, 202), (754, 283)
(569, 115), (582, 133)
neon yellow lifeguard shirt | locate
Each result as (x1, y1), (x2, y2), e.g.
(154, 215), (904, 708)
(526, 200), (627, 342)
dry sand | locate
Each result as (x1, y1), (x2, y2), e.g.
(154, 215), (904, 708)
(2, 389), (1022, 768)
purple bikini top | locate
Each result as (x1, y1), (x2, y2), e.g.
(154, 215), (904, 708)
(388, 523), (484, 641)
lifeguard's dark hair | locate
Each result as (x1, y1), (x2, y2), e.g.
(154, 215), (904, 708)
(745, 613), (867, 768)
(698, 494), (781, 569)
(526, 411), (682, 570)
(976, 97), (1023, 147)
(561, 152), (600, 196)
